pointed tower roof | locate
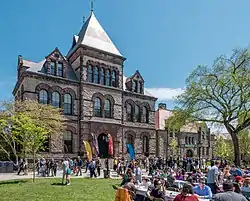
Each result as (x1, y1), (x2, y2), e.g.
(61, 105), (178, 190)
(68, 12), (122, 57)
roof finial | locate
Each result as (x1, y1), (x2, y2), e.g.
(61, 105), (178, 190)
(91, 0), (94, 12)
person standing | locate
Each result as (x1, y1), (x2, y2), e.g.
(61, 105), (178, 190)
(95, 157), (101, 177)
(89, 160), (97, 178)
(62, 158), (69, 185)
(84, 159), (89, 173)
(207, 160), (220, 194)
(76, 156), (83, 176)
(17, 159), (24, 175)
(135, 165), (142, 183)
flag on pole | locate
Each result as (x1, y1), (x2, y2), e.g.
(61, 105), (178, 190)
(83, 141), (92, 161)
(108, 134), (113, 156)
(91, 133), (99, 155)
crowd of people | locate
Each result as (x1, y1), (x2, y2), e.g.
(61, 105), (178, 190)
(16, 156), (250, 200)
(116, 158), (250, 201)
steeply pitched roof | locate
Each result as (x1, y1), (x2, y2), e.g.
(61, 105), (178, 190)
(123, 76), (155, 97)
(68, 12), (122, 57)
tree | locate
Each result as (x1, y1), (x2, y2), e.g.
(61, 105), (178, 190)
(167, 48), (250, 166)
(11, 113), (48, 182)
(0, 100), (65, 165)
(238, 130), (250, 160)
(214, 136), (233, 161)
(0, 101), (19, 165)
(169, 138), (178, 157)
(0, 118), (19, 165)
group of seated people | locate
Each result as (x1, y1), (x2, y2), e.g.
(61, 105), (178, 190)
(115, 165), (250, 201)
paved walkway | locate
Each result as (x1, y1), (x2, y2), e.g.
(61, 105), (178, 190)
(0, 169), (123, 181)
(0, 169), (148, 181)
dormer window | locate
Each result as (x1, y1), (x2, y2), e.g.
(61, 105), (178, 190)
(57, 63), (63, 77)
(50, 62), (56, 75)
(48, 61), (63, 77)
(138, 81), (143, 94)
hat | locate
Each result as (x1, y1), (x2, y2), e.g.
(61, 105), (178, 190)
(235, 176), (244, 182)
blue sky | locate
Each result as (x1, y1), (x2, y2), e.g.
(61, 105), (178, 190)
(1, 0), (250, 109)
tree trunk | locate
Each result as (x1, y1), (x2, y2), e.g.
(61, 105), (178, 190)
(32, 151), (35, 182)
(230, 132), (241, 167)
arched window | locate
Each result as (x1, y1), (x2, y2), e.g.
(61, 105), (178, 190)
(104, 99), (111, 118)
(142, 135), (149, 154)
(126, 103), (133, 122)
(94, 97), (102, 117)
(64, 93), (72, 115)
(52, 92), (60, 107)
(100, 68), (105, 85)
(57, 63), (63, 77)
(185, 136), (188, 144)
(188, 137), (191, 145)
(88, 65), (93, 82)
(191, 137), (194, 145)
(134, 104), (140, 122)
(127, 134), (134, 148)
(39, 90), (48, 104)
(94, 66), (99, 84)
(111, 70), (116, 87)
(64, 131), (73, 153)
(105, 69), (111, 86)
(142, 106), (149, 123)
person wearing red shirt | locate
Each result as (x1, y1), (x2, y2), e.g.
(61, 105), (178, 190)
(173, 183), (199, 201)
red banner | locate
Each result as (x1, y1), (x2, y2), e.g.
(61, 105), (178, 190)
(108, 134), (113, 156)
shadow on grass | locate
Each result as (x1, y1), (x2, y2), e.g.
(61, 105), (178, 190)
(51, 182), (65, 186)
(0, 180), (28, 185)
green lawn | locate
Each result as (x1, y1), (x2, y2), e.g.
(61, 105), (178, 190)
(0, 178), (120, 201)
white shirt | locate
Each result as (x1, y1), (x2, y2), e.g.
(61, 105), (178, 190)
(62, 160), (69, 172)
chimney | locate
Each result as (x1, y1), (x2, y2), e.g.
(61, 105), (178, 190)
(158, 103), (166, 110)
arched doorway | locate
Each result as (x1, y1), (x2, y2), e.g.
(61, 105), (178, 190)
(186, 149), (193, 158)
(98, 133), (109, 158)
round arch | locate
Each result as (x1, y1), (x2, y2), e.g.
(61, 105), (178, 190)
(186, 149), (194, 158)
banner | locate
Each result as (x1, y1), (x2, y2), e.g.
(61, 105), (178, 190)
(91, 133), (99, 156)
(108, 134), (113, 156)
(83, 141), (92, 161)
(127, 144), (135, 160)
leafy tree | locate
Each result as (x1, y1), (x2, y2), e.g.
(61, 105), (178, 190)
(0, 100), (65, 166)
(167, 48), (250, 166)
(238, 130), (250, 160)
(169, 138), (178, 157)
(11, 113), (48, 182)
(0, 118), (19, 165)
(214, 136), (233, 161)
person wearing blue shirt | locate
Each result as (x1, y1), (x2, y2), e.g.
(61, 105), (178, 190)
(193, 179), (213, 199)
(230, 165), (243, 177)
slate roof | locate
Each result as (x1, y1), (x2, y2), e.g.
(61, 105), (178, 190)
(68, 12), (122, 57)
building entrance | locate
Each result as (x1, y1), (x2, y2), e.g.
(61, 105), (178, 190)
(98, 133), (109, 158)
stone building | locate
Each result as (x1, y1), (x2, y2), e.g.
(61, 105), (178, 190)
(13, 11), (157, 159)
(155, 103), (215, 159)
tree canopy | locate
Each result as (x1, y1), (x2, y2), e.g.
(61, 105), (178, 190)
(166, 48), (250, 166)
(0, 100), (66, 164)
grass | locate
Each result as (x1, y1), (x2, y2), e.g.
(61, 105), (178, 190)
(0, 178), (120, 201)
